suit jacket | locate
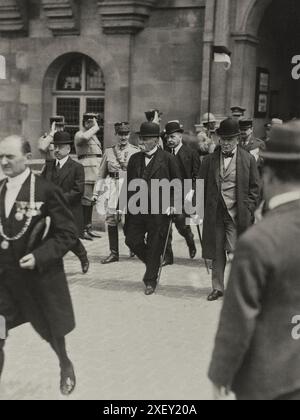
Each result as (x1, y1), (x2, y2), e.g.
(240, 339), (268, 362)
(0, 173), (77, 340)
(175, 144), (201, 188)
(199, 146), (260, 260)
(123, 148), (182, 217)
(42, 157), (85, 236)
(209, 200), (300, 400)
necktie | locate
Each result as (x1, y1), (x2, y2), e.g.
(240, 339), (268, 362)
(172, 149), (176, 156)
(222, 152), (234, 159)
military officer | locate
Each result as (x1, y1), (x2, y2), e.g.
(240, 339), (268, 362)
(197, 113), (219, 159)
(239, 119), (266, 173)
(93, 122), (139, 264)
(0, 135), (77, 395)
(75, 113), (103, 241)
(38, 115), (65, 162)
(231, 106), (246, 121)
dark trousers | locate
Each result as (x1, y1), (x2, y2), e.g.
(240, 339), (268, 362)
(71, 239), (87, 261)
(212, 203), (237, 292)
(125, 214), (169, 288)
(166, 214), (194, 255)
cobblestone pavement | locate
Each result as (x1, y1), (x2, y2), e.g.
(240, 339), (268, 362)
(0, 228), (225, 400)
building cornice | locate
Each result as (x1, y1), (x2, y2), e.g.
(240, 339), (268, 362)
(98, 0), (158, 35)
(41, 0), (80, 36)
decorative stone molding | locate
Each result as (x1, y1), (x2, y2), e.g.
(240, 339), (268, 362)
(0, 0), (28, 34)
(98, 0), (158, 34)
(41, 0), (80, 36)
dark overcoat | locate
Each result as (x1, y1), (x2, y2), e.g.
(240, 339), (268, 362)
(209, 200), (300, 400)
(0, 173), (77, 341)
(199, 146), (260, 260)
(42, 157), (85, 236)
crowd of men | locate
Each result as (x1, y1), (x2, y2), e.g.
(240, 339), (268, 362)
(1, 105), (300, 400)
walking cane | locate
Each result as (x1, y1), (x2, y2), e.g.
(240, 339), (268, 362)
(196, 225), (210, 275)
(157, 216), (174, 286)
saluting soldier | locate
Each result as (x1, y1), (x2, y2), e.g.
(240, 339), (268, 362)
(163, 121), (200, 266)
(197, 113), (219, 159)
(0, 135), (77, 395)
(42, 131), (90, 274)
(75, 113), (103, 241)
(93, 122), (139, 264)
(124, 122), (182, 296)
(38, 115), (65, 162)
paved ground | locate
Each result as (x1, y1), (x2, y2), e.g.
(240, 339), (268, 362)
(0, 229), (225, 401)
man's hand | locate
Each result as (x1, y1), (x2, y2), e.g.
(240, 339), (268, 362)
(50, 121), (57, 137)
(185, 189), (195, 203)
(20, 254), (36, 270)
(212, 383), (232, 400)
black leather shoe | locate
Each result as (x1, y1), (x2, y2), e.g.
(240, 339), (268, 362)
(101, 253), (119, 265)
(81, 258), (90, 274)
(207, 290), (224, 302)
(162, 257), (174, 267)
(129, 251), (135, 258)
(87, 229), (102, 239)
(60, 362), (76, 396)
(145, 285), (156, 296)
(83, 231), (93, 241)
(187, 240), (197, 259)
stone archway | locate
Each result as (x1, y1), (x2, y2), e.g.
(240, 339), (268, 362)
(22, 37), (122, 154)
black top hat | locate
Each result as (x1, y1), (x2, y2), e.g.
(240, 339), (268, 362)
(239, 118), (253, 130)
(117, 122), (130, 134)
(165, 121), (184, 135)
(137, 122), (160, 138)
(50, 115), (65, 126)
(262, 120), (300, 161)
(231, 106), (246, 115)
(217, 118), (240, 138)
(53, 131), (73, 145)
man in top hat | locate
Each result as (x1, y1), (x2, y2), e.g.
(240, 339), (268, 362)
(75, 113), (103, 241)
(200, 118), (260, 301)
(239, 118), (266, 163)
(93, 122), (139, 264)
(209, 120), (300, 400)
(231, 106), (246, 121)
(123, 122), (182, 296)
(163, 121), (200, 265)
(0, 135), (77, 395)
(42, 131), (89, 274)
(38, 116), (65, 162)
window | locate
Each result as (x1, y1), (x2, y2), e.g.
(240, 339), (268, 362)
(53, 54), (105, 147)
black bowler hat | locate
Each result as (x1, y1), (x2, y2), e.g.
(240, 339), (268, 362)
(136, 122), (160, 138)
(53, 131), (73, 145)
(262, 120), (300, 161)
(165, 121), (184, 135)
(217, 118), (240, 138)
(239, 118), (253, 130)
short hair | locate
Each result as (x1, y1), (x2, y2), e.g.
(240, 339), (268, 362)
(0, 135), (31, 155)
(264, 159), (300, 183)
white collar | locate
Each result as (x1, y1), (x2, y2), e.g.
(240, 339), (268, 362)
(173, 142), (183, 155)
(269, 191), (300, 211)
(56, 155), (69, 168)
(6, 167), (30, 187)
(146, 146), (158, 158)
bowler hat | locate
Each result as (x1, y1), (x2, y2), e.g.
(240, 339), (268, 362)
(137, 122), (160, 138)
(261, 120), (300, 161)
(217, 118), (240, 138)
(165, 121), (184, 135)
(239, 118), (253, 130)
(53, 131), (73, 145)
(83, 113), (99, 122)
(117, 122), (130, 134)
(50, 115), (65, 126)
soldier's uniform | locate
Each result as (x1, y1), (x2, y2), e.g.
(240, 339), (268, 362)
(197, 113), (219, 159)
(94, 123), (139, 263)
(74, 113), (103, 238)
(239, 119), (266, 174)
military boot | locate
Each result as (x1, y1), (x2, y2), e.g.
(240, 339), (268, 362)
(102, 226), (119, 264)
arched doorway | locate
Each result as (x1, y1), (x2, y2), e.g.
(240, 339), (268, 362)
(256, 0), (300, 120)
(52, 53), (105, 148)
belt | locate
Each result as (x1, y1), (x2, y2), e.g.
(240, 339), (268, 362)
(78, 154), (102, 160)
(109, 172), (120, 179)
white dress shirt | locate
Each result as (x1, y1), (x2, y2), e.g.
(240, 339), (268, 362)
(5, 168), (31, 218)
(145, 146), (158, 167)
(269, 191), (300, 211)
(223, 147), (237, 171)
(56, 155), (69, 169)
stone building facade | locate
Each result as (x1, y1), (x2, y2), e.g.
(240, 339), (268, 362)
(0, 0), (298, 157)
